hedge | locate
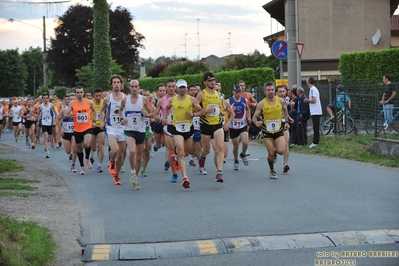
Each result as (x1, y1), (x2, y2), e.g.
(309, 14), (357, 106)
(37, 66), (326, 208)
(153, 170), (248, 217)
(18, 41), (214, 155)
(138, 67), (275, 98)
(339, 48), (399, 82)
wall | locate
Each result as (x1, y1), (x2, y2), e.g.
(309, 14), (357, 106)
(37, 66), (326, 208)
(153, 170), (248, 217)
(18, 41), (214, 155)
(371, 138), (399, 158)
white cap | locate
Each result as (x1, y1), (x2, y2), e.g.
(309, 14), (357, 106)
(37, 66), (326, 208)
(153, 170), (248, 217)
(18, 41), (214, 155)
(176, 79), (187, 88)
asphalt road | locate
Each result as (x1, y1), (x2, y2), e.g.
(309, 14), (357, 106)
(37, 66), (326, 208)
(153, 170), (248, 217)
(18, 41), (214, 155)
(1, 131), (398, 265)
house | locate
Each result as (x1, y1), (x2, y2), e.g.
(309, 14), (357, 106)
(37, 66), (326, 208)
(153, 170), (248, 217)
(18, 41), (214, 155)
(263, 0), (399, 80)
(201, 53), (244, 70)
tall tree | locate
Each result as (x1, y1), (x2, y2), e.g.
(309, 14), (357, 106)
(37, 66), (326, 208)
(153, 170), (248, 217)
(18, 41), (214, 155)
(47, 4), (145, 87)
(0, 49), (27, 97)
(21, 47), (44, 96)
(93, 0), (111, 90)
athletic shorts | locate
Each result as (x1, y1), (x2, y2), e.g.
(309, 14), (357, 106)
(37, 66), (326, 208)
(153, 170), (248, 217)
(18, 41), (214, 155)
(163, 125), (173, 137)
(0, 120), (3, 125)
(124, 130), (145, 145)
(167, 125), (194, 141)
(74, 128), (93, 144)
(12, 122), (21, 127)
(24, 121), (34, 129)
(62, 132), (74, 141)
(151, 121), (164, 134)
(41, 125), (53, 135)
(262, 129), (284, 140)
(145, 127), (153, 139)
(200, 123), (223, 138)
(193, 130), (201, 142)
(229, 127), (247, 139)
(93, 127), (105, 136)
(106, 126), (125, 142)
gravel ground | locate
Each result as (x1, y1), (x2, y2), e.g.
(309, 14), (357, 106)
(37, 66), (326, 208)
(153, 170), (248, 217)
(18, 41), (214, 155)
(0, 143), (84, 266)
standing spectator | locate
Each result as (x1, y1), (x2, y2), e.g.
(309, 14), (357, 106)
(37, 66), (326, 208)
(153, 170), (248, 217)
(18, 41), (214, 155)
(380, 74), (396, 132)
(289, 85), (298, 146)
(304, 77), (322, 148)
(296, 87), (310, 146)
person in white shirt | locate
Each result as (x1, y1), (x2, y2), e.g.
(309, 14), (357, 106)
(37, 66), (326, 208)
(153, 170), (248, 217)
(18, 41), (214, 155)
(304, 77), (322, 148)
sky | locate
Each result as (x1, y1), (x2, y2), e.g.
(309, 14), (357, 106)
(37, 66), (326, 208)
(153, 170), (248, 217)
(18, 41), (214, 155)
(0, 0), (283, 60)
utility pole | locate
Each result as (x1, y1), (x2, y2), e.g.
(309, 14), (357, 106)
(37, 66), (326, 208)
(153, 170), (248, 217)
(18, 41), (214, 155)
(197, 19), (200, 60)
(43, 16), (48, 88)
(286, 0), (298, 89)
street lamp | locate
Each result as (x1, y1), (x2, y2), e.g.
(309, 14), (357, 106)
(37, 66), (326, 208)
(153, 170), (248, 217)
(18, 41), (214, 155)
(8, 16), (48, 89)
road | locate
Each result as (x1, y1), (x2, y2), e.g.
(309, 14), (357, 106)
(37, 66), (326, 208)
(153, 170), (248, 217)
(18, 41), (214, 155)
(2, 131), (399, 265)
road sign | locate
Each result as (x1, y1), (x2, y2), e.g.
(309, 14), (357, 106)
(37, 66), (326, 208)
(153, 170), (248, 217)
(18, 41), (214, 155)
(272, 40), (288, 59)
(296, 42), (304, 59)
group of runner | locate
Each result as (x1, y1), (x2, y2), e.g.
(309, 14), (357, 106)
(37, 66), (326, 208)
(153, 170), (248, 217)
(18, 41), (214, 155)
(1, 72), (294, 189)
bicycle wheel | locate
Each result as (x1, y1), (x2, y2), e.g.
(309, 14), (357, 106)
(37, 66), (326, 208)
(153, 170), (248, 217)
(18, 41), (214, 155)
(320, 117), (333, 135)
(365, 113), (384, 134)
(338, 116), (355, 134)
(393, 114), (399, 133)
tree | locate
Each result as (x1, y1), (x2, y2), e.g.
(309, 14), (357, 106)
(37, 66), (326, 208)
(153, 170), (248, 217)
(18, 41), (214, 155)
(76, 59), (124, 90)
(0, 49), (27, 97)
(21, 47), (44, 96)
(47, 4), (145, 87)
(146, 62), (170, 78)
(160, 60), (209, 77)
(93, 0), (111, 91)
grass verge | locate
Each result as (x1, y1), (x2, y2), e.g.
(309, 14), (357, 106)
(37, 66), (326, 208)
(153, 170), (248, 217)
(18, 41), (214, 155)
(285, 134), (399, 168)
(0, 158), (55, 265)
(0, 215), (56, 266)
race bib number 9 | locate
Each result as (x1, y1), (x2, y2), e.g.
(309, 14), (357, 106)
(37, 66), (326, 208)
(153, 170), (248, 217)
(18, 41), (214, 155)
(266, 119), (279, 132)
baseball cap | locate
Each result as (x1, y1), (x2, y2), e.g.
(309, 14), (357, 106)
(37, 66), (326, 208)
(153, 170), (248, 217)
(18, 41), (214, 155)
(176, 79), (187, 88)
(203, 72), (215, 81)
(233, 85), (242, 91)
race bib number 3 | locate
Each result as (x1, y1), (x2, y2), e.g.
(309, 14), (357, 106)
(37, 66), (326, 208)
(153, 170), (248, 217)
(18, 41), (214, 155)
(266, 120), (279, 132)
(176, 120), (190, 132)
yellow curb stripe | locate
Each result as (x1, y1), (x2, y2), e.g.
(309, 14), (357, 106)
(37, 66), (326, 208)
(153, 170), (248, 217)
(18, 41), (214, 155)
(196, 240), (218, 255)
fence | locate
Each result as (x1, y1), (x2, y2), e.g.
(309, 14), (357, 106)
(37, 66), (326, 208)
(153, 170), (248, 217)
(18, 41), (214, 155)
(246, 80), (399, 138)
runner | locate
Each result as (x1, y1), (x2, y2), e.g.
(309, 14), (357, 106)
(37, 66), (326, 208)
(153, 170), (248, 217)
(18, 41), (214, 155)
(10, 99), (23, 143)
(100, 75), (126, 185)
(153, 79), (180, 182)
(38, 94), (58, 158)
(56, 95), (78, 172)
(89, 88), (106, 173)
(151, 84), (166, 153)
(164, 79), (203, 188)
(0, 102), (5, 140)
(21, 98), (36, 149)
(228, 85), (251, 170)
(252, 82), (290, 179)
(64, 86), (97, 175)
(119, 80), (153, 190)
(196, 72), (234, 182)
(140, 89), (155, 177)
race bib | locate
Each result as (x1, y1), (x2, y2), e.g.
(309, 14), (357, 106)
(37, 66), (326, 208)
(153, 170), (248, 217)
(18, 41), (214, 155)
(95, 111), (101, 121)
(167, 113), (173, 125)
(176, 120), (190, 132)
(193, 117), (200, 130)
(207, 104), (220, 116)
(127, 113), (141, 126)
(76, 112), (88, 123)
(233, 118), (245, 128)
(144, 118), (150, 127)
(266, 120), (279, 132)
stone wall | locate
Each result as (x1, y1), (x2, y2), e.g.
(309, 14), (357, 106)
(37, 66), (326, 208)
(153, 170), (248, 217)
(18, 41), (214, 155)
(371, 138), (399, 158)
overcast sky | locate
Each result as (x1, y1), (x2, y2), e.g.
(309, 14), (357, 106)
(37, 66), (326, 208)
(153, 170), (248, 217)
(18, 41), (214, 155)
(0, 0), (284, 60)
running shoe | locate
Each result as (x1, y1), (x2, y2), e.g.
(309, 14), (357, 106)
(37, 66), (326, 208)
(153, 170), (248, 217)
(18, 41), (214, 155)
(121, 165), (125, 173)
(283, 163), (290, 173)
(199, 167), (207, 175)
(71, 165), (76, 172)
(164, 161), (170, 171)
(26, 139), (29, 146)
(113, 174), (121, 185)
(199, 156), (206, 168)
(51, 142), (55, 149)
(85, 159), (92, 169)
(58, 141), (62, 148)
(45, 152), (50, 159)
(90, 157), (95, 164)
(80, 166), (86, 175)
(141, 170), (147, 177)
(170, 153), (180, 171)
(15, 138), (18, 143)
(108, 161), (116, 175)
(182, 176), (190, 189)
(97, 165), (103, 173)
(153, 145), (158, 152)
(240, 153), (249, 166)
(31, 145), (35, 150)
(233, 161), (239, 171)
(189, 158), (197, 167)
(69, 154), (72, 160)
(129, 174), (140, 190)
(270, 171), (277, 179)
(170, 175), (178, 183)
(215, 172), (224, 183)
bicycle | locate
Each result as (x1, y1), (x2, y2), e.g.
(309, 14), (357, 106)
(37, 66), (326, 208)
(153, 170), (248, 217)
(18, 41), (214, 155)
(320, 107), (354, 135)
(365, 106), (399, 134)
